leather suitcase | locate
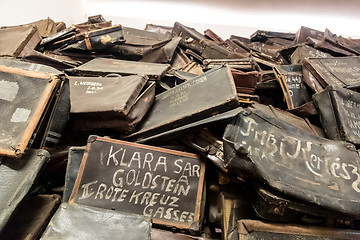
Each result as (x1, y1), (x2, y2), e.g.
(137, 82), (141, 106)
(0, 65), (60, 157)
(60, 25), (124, 52)
(0, 149), (49, 232)
(144, 23), (173, 35)
(302, 56), (360, 91)
(0, 25), (41, 58)
(108, 26), (172, 61)
(69, 57), (171, 80)
(250, 30), (295, 42)
(0, 57), (62, 74)
(41, 203), (151, 240)
(172, 22), (242, 59)
(202, 58), (257, 71)
(295, 26), (324, 44)
(69, 135), (206, 232)
(247, 183), (355, 226)
(290, 44), (331, 64)
(222, 105), (360, 218)
(69, 75), (155, 134)
(129, 65), (239, 142)
(0, 194), (61, 240)
(237, 219), (360, 240)
(63, 146), (86, 202)
(313, 85), (360, 145)
(273, 64), (311, 110)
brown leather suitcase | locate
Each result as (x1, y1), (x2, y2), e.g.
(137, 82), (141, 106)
(69, 75), (155, 134)
(0, 25), (41, 58)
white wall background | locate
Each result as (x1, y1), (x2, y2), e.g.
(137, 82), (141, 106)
(1, 0), (360, 39)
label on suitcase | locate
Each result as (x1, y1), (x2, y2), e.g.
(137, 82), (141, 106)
(313, 85), (360, 145)
(69, 136), (205, 231)
(0, 65), (60, 157)
(129, 64), (239, 141)
(223, 106), (360, 218)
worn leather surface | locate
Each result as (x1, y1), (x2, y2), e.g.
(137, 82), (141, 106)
(71, 57), (171, 80)
(0, 194), (60, 240)
(41, 203), (151, 240)
(130, 65), (239, 141)
(0, 25), (41, 58)
(314, 85), (360, 145)
(0, 149), (49, 232)
(223, 106), (360, 217)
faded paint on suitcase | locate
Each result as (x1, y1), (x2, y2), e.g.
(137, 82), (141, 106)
(69, 136), (205, 231)
(223, 107), (360, 218)
(0, 65), (59, 157)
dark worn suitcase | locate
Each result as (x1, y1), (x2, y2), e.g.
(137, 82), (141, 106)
(0, 25), (42, 58)
(302, 56), (360, 91)
(250, 30), (295, 42)
(289, 44), (331, 64)
(69, 57), (171, 80)
(0, 194), (61, 240)
(295, 26), (324, 44)
(69, 136), (206, 232)
(69, 75), (155, 134)
(313, 85), (360, 145)
(144, 23), (173, 35)
(108, 26), (172, 60)
(140, 37), (181, 63)
(74, 14), (112, 33)
(247, 183), (355, 226)
(0, 149), (49, 232)
(222, 105), (360, 218)
(60, 25), (124, 52)
(63, 146), (86, 202)
(237, 219), (360, 240)
(273, 65), (311, 110)
(202, 58), (257, 71)
(172, 22), (241, 59)
(41, 203), (151, 240)
(0, 65), (60, 157)
(1, 17), (63, 38)
(129, 65), (239, 141)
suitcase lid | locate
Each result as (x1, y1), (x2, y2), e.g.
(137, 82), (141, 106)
(0, 65), (59, 157)
(69, 136), (205, 231)
(0, 149), (49, 232)
(303, 56), (360, 90)
(71, 57), (171, 80)
(69, 75), (147, 114)
(130, 65), (239, 141)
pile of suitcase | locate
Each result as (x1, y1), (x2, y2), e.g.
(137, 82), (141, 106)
(1, 15), (360, 239)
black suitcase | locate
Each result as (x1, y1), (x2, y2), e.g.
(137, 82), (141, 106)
(222, 104), (360, 218)
(69, 135), (206, 232)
